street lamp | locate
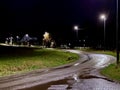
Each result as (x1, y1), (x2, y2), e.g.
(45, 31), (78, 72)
(99, 14), (107, 51)
(74, 25), (79, 47)
(74, 25), (79, 40)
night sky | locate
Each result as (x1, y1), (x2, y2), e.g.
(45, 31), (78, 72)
(0, 0), (119, 47)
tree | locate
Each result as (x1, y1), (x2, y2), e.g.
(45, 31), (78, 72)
(43, 32), (52, 47)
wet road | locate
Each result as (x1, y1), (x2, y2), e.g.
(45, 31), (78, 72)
(0, 50), (120, 90)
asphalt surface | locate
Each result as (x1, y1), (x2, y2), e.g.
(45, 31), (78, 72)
(0, 50), (120, 90)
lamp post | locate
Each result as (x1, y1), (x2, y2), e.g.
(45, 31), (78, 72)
(74, 25), (79, 40)
(74, 25), (79, 47)
(99, 14), (107, 51)
(116, 0), (119, 65)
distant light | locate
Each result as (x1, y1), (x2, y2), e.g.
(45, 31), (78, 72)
(16, 36), (19, 38)
(74, 25), (79, 30)
(100, 14), (107, 21)
(25, 34), (29, 37)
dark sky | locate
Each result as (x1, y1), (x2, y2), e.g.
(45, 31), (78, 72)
(0, 0), (119, 44)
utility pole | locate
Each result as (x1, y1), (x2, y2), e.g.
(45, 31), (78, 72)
(116, 0), (119, 65)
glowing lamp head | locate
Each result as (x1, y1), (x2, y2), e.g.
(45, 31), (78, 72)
(100, 14), (107, 21)
(74, 25), (79, 30)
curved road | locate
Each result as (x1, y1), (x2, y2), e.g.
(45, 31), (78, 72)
(0, 50), (120, 90)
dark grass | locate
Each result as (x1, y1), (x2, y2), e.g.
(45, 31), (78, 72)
(0, 45), (79, 76)
(101, 64), (120, 81)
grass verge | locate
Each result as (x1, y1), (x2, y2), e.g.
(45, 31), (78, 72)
(0, 47), (79, 77)
(101, 64), (120, 81)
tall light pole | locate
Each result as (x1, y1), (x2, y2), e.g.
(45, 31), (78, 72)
(99, 14), (107, 51)
(116, 0), (119, 65)
(74, 25), (79, 40)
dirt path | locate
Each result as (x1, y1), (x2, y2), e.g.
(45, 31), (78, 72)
(0, 50), (119, 90)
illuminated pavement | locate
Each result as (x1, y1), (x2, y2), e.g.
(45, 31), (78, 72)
(0, 50), (120, 90)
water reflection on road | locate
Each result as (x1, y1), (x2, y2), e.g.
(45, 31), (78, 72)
(21, 73), (120, 90)
(21, 79), (68, 90)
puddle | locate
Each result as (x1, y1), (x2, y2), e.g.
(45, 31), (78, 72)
(80, 60), (89, 64)
(51, 65), (72, 70)
(20, 74), (114, 90)
(79, 74), (114, 82)
(20, 79), (71, 90)
(20, 73), (115, 90)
